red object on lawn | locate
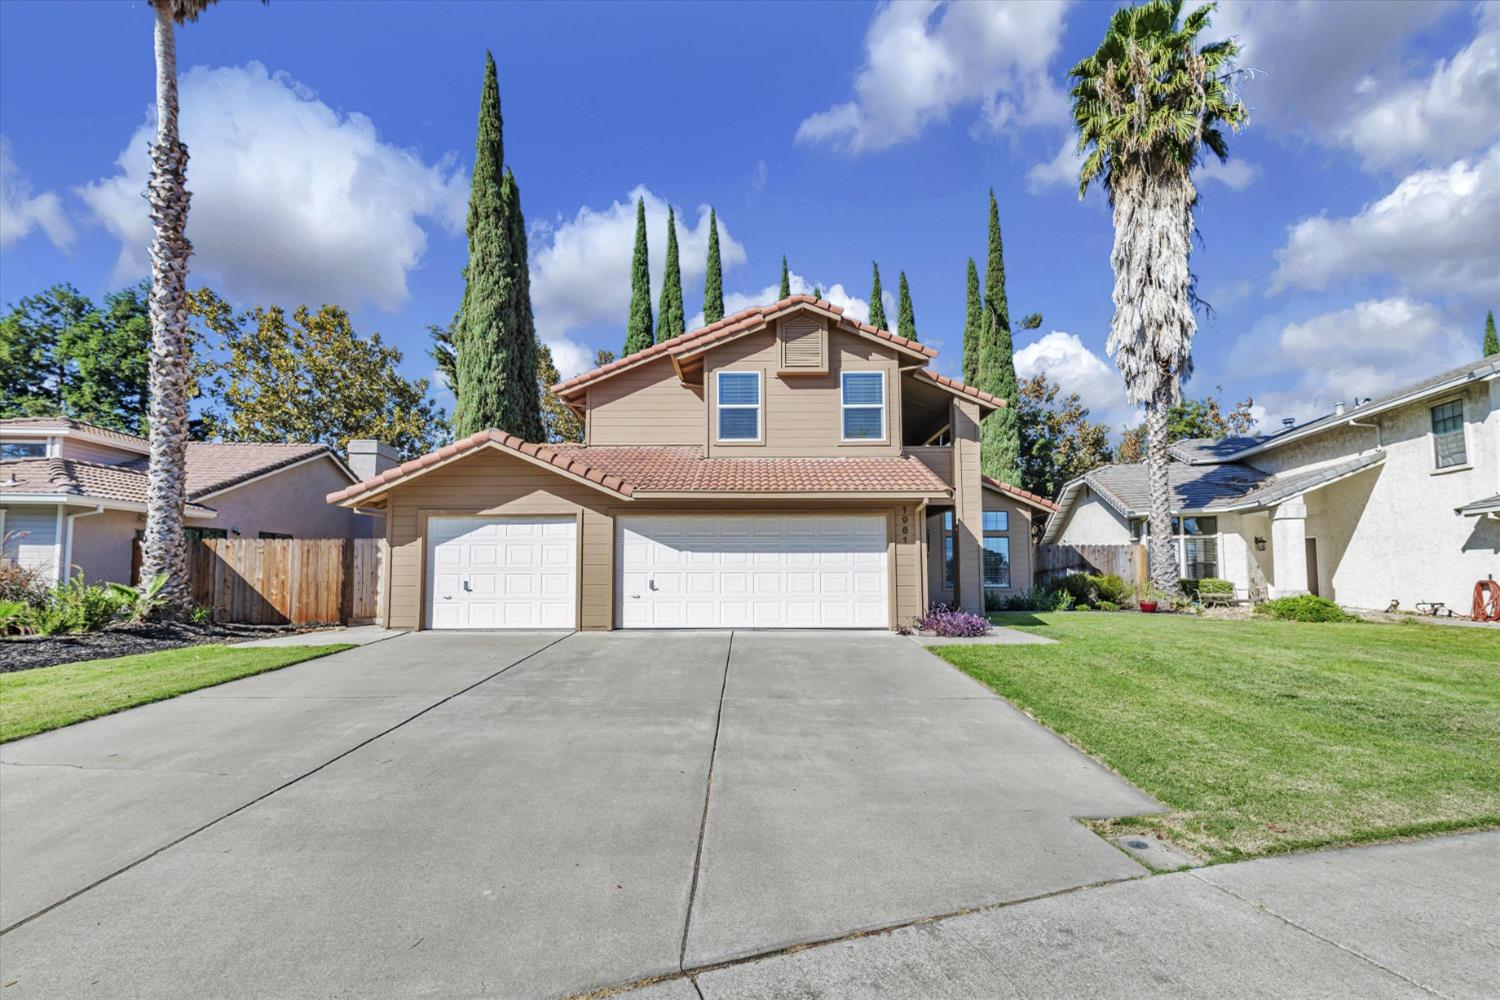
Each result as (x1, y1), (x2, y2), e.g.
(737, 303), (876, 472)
(1139, 601), (1159, 613)
(1473, 580), (1500, 622)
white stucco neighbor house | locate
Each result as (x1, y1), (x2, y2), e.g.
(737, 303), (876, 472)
(1043, 355), (1500, 614)
(1, 417), (388, 587)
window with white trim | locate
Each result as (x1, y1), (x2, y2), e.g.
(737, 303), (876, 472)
(841, 371), (885, 441)
(1431, 399), (1466, 469)
(716, 371), (761, 441)
(1, 441), (45, 459)
(982, 509), (1010, 594)
(1132, 516), (1219, 580)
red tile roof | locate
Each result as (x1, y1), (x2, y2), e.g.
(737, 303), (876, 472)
(552, 295), (936, 397)
(914, 369), (1007, 409)
(551, 446), (950, 494)
(327, 434), (952, 505)
(981, 475), (1058, 513)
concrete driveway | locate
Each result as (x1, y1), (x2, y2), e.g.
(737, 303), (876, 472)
(0, 630), (1157, 998)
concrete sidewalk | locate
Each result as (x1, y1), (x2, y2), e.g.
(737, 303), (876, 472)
(633, 831), (1500, 1000)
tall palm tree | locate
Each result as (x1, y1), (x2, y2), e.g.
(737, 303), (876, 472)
(139, 0), (216, 613)
(1069, 0), (1246, 593)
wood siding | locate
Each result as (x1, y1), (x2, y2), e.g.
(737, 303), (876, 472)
(705, 322), (903, 457)
(586, 356), (703, 446)
(374, 448), (926, 630)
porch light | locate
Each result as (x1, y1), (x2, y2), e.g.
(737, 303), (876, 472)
(1254, 536), (1266, 551)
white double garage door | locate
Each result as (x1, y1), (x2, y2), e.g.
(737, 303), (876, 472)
(426, 514), (889, 630)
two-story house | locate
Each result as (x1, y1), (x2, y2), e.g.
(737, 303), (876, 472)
(1043, 355), (1500, 613)
(1, 417), (380, 586)
(328, 295), (1056, 631)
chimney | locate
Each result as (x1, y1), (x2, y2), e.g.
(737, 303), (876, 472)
(1334, 401), (1345, 416)
(348, 439), (399, 482)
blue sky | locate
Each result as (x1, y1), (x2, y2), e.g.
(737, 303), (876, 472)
(2, 0), (1496, 436)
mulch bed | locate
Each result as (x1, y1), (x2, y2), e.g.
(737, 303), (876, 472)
(1, 622), (335, 673)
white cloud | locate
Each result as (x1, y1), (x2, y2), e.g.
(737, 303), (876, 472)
(1341, 3), (1500, 169)
(1026, 138), (1084, 193)
(78, 62), (466, 311)
(0, 136), (73, 250)
(1215, 0), (1450, 137)
(687, 271), (872, 331)
(1014, 330), (1138, 430)
(1272, 144), (1500, 297)
(796, 0), (1071, 154)
(529, 186), (747, 377)
(1229, 297), (1471, 425)
(1195, 157), (1260, 190)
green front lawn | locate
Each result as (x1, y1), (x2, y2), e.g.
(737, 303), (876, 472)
(937, 613), (1500, 864)
(0, 644), (354, 743)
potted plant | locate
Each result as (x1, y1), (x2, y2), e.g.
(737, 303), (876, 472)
(1138, 589), (1172, 613)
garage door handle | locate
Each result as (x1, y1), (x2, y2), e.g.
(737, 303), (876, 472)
(462, 579), (472, 592)
(648, 578), (658, 591)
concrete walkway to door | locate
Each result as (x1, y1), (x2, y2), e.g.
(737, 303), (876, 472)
(0, 630), (1158, 999)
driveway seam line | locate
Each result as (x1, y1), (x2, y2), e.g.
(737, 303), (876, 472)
(0, 631), (576, 938)
(678, 630), (733, 972)
(1187, 872), (1451, 999)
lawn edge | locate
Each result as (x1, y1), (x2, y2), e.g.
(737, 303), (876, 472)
(0, 643), (356, 744)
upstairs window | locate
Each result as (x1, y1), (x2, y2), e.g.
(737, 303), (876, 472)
(1431, 399), (1466, 469)
(841, 371), (885, 441)
(716, 371), (761, 441)
(1, 441), (45, 459)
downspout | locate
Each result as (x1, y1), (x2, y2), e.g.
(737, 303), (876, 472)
(62, 505), (105, 582)
(1346, 415), (1381, 451)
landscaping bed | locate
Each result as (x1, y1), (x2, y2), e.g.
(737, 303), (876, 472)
(936, 611), (1500, 864)
(1, 621), (334, 673)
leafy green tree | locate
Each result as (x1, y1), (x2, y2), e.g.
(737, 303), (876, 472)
(214, 304), (444, 457)
(868, 262), (887, 330)
(703, 207), (724, 324)
(1070, 0), (1247, 592)
(1484, 310), (1498, 357)
(1116, 389), (1256, 463)
(657, 206), (685, 340)
(896, 271), (917, 340)
(537, 342), (583, 443)
(977, 190), (1021, 485)
(1, 284), (102, 421)
(453, 52), (541, 440)
(1016, 373), (1113, 503)
(623, 197), (654, 355)
(779, 255), (791, 300)
(961, 259), (981, 386)
(811, 285), (822, 300)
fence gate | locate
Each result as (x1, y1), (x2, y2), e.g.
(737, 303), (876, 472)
(186, 537), (384, 625)
(1036, 543), (1147, 593)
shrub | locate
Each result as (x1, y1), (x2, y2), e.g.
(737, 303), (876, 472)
(0, 598), (34, 636)
(1179, 578), (1200, 599)
(1097, 600), (1120, 612)
(1254, 595), (1357, 623)
(29, 576), (136, 636)
(1056, 573), (1095, 607)
(914, 603), (991, 637)
(0, 546), (50, 608)
(993, 586), (1075, 612)
(1088, 573), (1132, 606)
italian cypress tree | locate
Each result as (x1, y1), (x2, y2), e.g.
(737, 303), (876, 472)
(779, 255), (791, 300)
(657, 206), (685, 340)
(703, 207), (724, 324)
(868, 262), (888, 330)
(962, 258), (981, 385)
(977, 189), (1021, 485)
(454, 52), (536, 440)
(812, 285), (822, 300)
(502, 169), (544, 440)
(623, 197), (654, 355)
(1485, 310), (1498, 357)
(897, 271), (917, 340)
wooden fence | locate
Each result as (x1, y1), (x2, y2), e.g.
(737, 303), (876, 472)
(186, 537), (383, 625)
(1036, 543), (1147, 593)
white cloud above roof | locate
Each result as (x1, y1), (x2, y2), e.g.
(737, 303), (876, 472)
(1, 136), (73, 251)
(1014, 330), (1138, 431)
(78, 62), (466, 311)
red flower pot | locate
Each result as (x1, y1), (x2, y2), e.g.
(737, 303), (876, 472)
(1139, 601), (1159, 613)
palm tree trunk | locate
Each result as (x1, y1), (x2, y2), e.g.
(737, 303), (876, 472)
(1146, 379), (1177, 593)
(139, 3), (194, 614)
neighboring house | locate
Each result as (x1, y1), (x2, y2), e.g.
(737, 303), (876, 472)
(1, 417), (382, 586)
(1044, 355), (1500, 613)
(327, 295), (1056, 631)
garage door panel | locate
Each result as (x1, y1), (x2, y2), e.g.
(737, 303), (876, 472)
(426, 516), (576, 630)
(617, 515), (888, 629)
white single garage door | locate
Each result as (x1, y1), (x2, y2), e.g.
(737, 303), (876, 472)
(426, 516), (576, 629)
(617, 515), (888, 629)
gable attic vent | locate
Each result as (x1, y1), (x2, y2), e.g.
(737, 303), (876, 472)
(779, 316), (826, 373)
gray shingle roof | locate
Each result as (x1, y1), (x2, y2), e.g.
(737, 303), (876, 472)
(1169, 436), (1271, 465)
(1224, 452), (1385, 510)
(1458, 493), (1500, 516)
(1080, 451), (1385, 517)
